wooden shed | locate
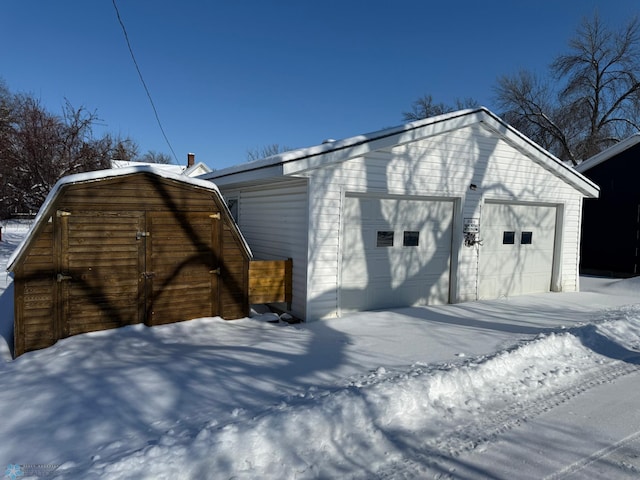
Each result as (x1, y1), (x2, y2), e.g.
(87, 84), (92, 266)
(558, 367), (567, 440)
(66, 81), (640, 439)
(7, 167), (253, 357)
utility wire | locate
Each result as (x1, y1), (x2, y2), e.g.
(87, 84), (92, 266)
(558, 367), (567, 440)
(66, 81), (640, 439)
(112, 0), (179, 164)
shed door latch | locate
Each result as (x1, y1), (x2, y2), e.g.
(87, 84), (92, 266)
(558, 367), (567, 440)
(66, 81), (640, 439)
(56, 273), (72, 283)
(136, 231), (151, 240)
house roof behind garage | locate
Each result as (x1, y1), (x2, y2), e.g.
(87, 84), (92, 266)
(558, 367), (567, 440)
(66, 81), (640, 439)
(202, 107), (599, 198)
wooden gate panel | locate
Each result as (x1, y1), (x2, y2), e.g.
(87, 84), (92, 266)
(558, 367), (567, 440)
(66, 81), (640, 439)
(248, 259), (292, 306)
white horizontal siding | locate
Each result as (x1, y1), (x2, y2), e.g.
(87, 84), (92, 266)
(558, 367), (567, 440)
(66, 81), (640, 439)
(560, 199), (583, 291)
(304, 123), (586, 318)
(218, 179), (309, 320)
(214, 121), (587, 321)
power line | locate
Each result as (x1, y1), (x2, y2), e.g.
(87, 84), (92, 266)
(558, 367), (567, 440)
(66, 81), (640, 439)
(111, 0), (179, 164)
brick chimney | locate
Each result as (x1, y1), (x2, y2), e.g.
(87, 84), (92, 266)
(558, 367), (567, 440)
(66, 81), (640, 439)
(187, 152), (195, 167)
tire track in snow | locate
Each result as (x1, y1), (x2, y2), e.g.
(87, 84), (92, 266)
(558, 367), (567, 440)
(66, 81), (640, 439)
(373, 360), (640, 479)
(543, 429), (640, 480)
(433, 360), (640, 457)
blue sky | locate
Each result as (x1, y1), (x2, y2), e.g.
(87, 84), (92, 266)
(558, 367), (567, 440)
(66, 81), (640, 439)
(2, 1), (638, 170)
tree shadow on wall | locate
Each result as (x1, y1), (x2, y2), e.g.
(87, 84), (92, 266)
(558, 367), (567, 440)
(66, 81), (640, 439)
(309, 120), (552, 315)
(12, 171), (249, 357)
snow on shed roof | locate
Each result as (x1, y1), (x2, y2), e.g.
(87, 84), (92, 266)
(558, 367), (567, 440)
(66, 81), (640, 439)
(111, 160), (187, 174)
(201, 107), (599, 197)
(575, 134), (640, 174)
(7, 166), (251, 272)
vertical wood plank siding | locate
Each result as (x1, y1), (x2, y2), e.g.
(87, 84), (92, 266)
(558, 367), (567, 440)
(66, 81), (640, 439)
(13, 173), (251, 357)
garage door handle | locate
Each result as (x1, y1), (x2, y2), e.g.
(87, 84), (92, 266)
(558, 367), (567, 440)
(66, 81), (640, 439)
(57, 273), (72, 282)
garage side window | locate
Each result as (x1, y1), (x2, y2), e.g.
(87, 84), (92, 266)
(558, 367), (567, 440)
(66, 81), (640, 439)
(403, 231), (419, 247)
(521, 231), (533, 244)
(226, 197), (239, 222)
(503, 231), (515, 244)
(377, 231), (394, 247)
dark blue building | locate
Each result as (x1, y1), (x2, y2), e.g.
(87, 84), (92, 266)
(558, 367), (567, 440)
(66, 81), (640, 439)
(576, 135), (640, 277)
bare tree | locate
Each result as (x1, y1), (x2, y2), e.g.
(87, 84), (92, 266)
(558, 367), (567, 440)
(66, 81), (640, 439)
(0, 80), (11, 150)
(402, 95), (479, 122)
(495, 14), (640, 164)
(246, 143), (292, 162)
(0, 81), (14, 218)
(108, 136), (139, 162)
(139, 150), (172, 164)
(0, 88), (136, 217)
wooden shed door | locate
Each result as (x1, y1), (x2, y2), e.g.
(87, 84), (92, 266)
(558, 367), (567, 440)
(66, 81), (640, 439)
(57, 211), (146, 337)
(57, 210), (221, 336)
(145, 211), (220, 325)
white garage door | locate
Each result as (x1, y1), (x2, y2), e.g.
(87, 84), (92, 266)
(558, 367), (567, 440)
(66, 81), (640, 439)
(340, 194), (453, 313)
(478, 203), (557, 299)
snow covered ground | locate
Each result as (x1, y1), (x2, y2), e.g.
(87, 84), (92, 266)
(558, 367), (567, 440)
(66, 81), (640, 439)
(1, 224), (639, 479)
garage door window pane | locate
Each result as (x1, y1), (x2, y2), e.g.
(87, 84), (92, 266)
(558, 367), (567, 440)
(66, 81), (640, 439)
(377, 231), (394, 247)
(403, 231), (419, 247)
(521, 231), (533, 244)
(503, 231), (515, 244)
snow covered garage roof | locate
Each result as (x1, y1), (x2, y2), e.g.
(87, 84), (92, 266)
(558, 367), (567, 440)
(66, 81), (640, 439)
(202, 107), (599, 198)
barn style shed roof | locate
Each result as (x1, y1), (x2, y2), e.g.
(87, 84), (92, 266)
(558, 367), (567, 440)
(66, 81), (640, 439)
(7, 166), (251, 272)
(202, 107), (599, 198)
(575, 134), (640, 173)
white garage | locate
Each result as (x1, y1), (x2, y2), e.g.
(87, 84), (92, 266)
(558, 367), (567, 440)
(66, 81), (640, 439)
(204, 108), (599, 321)
(478, 203), (558, 299)
(340, 194), (453, 312)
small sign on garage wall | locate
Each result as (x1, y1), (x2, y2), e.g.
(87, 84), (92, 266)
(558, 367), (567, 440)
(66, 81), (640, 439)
(463, 218), (480, 233)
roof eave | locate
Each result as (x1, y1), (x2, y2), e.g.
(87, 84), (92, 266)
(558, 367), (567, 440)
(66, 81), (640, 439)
(575, 133), (640, 173)
(202, 162), (285, 186)
(205, 108), (487, 181)
(477, 113), (600, 198)
(283, 109), (487, 175)
(203, 107), (599, 198)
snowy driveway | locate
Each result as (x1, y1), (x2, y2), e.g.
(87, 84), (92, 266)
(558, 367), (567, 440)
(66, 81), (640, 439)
(1, 227), (640, 479)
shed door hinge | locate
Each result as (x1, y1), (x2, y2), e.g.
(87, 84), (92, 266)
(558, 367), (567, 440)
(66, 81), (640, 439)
(210, 213), (221, 220)
(136, 231), (151, 240)
(57, 210), (71, 217)
(210, 267), (221, 275)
